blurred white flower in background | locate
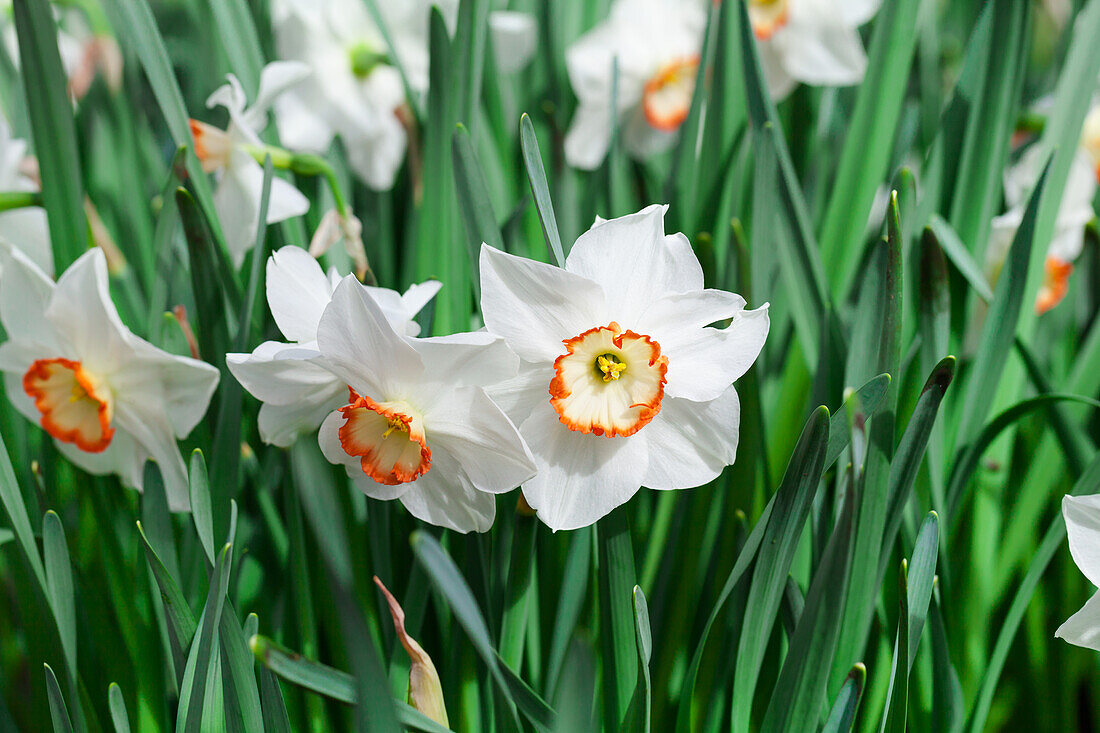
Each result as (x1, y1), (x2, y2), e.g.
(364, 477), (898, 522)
(563, 0), (706, 170)
(987, 104), (1100, 314)
(1056, 494), (1100, 650)
(750, 0), (883, 101)
(270, 0), (536, 189)
(227, 245), (440, 448)
(0, 115), (51, 275)
(190, 62), (312, 266)
(0, 248), (219, 511)
(479, 204), (769, 531)
(313, 277), (535, 533)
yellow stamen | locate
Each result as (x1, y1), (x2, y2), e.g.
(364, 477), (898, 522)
(597, 354), (627, 382)
(382, 417), (408, 439)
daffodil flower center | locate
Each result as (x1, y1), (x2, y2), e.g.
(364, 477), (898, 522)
(748, 0), (790, 39)
(550, 322), (668, 438)
(642, 57), (699, 132)
(337, 388), (431, 485)
(1036, 256), (1073, 315)
(348, 41), (388, 79)
(23, 358), (115, 453)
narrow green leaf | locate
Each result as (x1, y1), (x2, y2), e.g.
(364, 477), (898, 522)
(824, 374), (892, 470)
(13, 0), (87, 272)
(43, 512), (76, 687)
(219, 608), (264, 733)
(633, 587), (652, 733)
(880, 566), (910, 733)
(44, 664), (74, 733)
(411, 531), (523, 730)
(205, 0), (264, 95)
(520, 113), (565, 266)
(0, 431), (46, 589)
(732, 406), (830, 732)
(453, 123), (503, 295)
(927, 216), (995, 302)
(177, 542), (234, 733)
(137, 521), (198, 652)
(817, 0), (922, 298)
(258, 662), (292, 733)
(0, 528), (13, 546)
(177, 187), (233, 365)
(493, 650), (557, 732)
(545, 527), (591, 699)
(500, 513), (536, 672)
(188, 450), (216, 567)
(821, 665), (866, 733)
(597, 506), (639, 731)
(107, 683), (130, 733)
(904, 513), (939, 664)
(288, 440), (352, 587)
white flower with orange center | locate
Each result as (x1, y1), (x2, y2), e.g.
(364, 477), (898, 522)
(479, 204), (769, 531)
(313, 277), (536, 533)
(988, 108), (1100, 314)
(227, 245), (439, 448)
(189, 62), (311, 267)
(1056, 493), (1100, 650)
(563, 0), (706, 170)
(750, 0), (882, 101)
(0, 248), (219, 510)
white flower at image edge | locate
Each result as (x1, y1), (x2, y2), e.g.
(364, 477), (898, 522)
(227, 245), (440, 448)
(0, 115), (52, 276)
(564, 0), (706, 170)
(1056, 494), (1100, 650)
(313, 278), (536, 533)
(480, 204), (769, 531)
(189, 62), (311, 266)
(750, 0), (882, 101)
(0, 248), (219, 511)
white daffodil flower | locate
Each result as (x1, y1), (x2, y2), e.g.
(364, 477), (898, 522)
(1056, 494), (1100, 650)
(479, 204), (769, 531)
(227, 245), (440, 448)
(0, 247), (219, 511)
(987, 106), (1100, 314)
(564, 0), (706, 170)
(750, 0), (882, 101)
(313, 277), (536, 533)
(190, 62), (312, 267)
(0, 115), (52, 275)
(270, 0), (536, 189)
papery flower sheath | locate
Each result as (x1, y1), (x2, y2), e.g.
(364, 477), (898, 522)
(0, 248), (219, 511)
(0, 114), (52, 275)
(563, 0), (706, 170)
(480, 204), (769, 530)
(1056, 494), (1100, 650)
(987, 104), (1100, 314)
(313, 277), (536, 533)
(271, 0), (536, 189)
(227, 245), (440, 448)
(749, 0), (882, 101)
(190, 62), (311, 266)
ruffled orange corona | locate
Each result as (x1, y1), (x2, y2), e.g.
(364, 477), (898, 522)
(1036, 257), (1073, 315)
(550, 322), (668, 437)
(748, 0), (790, 39)
(23, 358), (114, 453)
(338, 388), (431, 485)
(188, 119), (232, 173)
(642, 57), (699, 132)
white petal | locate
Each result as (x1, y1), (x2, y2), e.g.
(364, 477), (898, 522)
(424, 386), (535, 494)
(274, 90), (337, 153)
(316, 276), (424, 399)
(640, 388), (739, 490)
(484, 362), (555, 425)
(113, 401), (191, 511)
(245, 60), (312, 127)
(1056, 588), (1100, 651)
(0, 245), (64, 353)
(0, 206), (53, 276)
(257, 388), (345, 447)
(226, 341), (335, 404)
(266, 175), (311, 224)
(518, 402), (648, 531)
(837, 0), (883, 26)
(1064, 494), (1100, 587)
(490, 11), (537, 74)
(757, 40), (798, 101)
(653, 302), (769, 402)
(773, 23), (868, 88)
(266, 245), (335, 343)
(566, 206), (704, 325)
(113, 347), (220, 438)
(479, 244), (606, 363)
(398, 446), (497, 533)
(620, 106), (678, 161)
(53, 428), (150, 501)
(215, 153), (263, 267)
(317, 409), (413, 500)
(400, 280), (443, 322)
(565, 102), (614, 171)
(410, 331), (520, 404)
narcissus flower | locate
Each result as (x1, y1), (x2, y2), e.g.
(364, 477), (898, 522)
(227, 245), (439, 447)
(1056, 494), (1100, 650)
(190, 62), (311, 266)
(480, 204), (769, 530)
(0, 248), (219, 511)
(563, 0), (706, 169)
(271, 0), (536, 189)
(988, 105), (1100, 314)
(0, 115), (51, 275)
(314, 277), (536, 533)
(749, 0), (882, 101)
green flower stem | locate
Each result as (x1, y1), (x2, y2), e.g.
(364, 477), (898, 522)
(242, 145), (351, 218)
(0, 191), (43, 211)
